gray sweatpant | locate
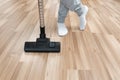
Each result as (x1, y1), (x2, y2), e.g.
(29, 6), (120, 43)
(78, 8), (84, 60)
(58, 0), (83, 23)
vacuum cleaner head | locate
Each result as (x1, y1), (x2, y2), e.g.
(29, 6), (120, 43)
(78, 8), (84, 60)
(24, 38), (60, 52)
(24, 0), (61, 53)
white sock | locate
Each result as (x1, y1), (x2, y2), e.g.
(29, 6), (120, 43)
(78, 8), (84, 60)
(57, 23), (68, 36)
(80, 5), (88, 30)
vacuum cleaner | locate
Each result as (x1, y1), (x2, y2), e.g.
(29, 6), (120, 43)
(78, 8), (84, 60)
(24, 0), (60, 52)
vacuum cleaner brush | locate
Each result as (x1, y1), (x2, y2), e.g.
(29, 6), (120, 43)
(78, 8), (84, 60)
(24, 0), (60, 52)
(24, 38), (60, 52)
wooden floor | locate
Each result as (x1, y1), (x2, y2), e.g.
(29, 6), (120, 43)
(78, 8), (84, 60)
(0, 0), (120, 80)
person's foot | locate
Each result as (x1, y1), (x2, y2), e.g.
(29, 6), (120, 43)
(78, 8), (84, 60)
(57, 23), (68, 36)
(79, 5), (88, 30)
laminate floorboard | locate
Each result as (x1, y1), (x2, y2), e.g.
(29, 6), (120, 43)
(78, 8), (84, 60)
(0, 0), (120, 80)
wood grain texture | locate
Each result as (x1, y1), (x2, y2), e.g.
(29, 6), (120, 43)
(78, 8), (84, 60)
(0, 0), (120, 80)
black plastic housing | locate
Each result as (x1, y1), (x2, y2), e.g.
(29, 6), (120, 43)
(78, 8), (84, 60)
(24, 38), (60, 52)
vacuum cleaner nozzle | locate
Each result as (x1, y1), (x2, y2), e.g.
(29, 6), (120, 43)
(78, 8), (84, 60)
(24, 0), (61, 53)
(24, 38), (60, 52)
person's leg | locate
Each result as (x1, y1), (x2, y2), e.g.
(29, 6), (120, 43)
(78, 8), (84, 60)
(75, 4), (88, 30)
(57, 1), (69, 36)
(69, 0), (88, 30)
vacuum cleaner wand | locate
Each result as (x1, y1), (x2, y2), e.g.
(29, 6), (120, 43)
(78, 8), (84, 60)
(24, 0), (60, 52)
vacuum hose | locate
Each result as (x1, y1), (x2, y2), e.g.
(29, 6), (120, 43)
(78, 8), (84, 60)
(38, 0), (46, 38)
(38, 0), (45, 27)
